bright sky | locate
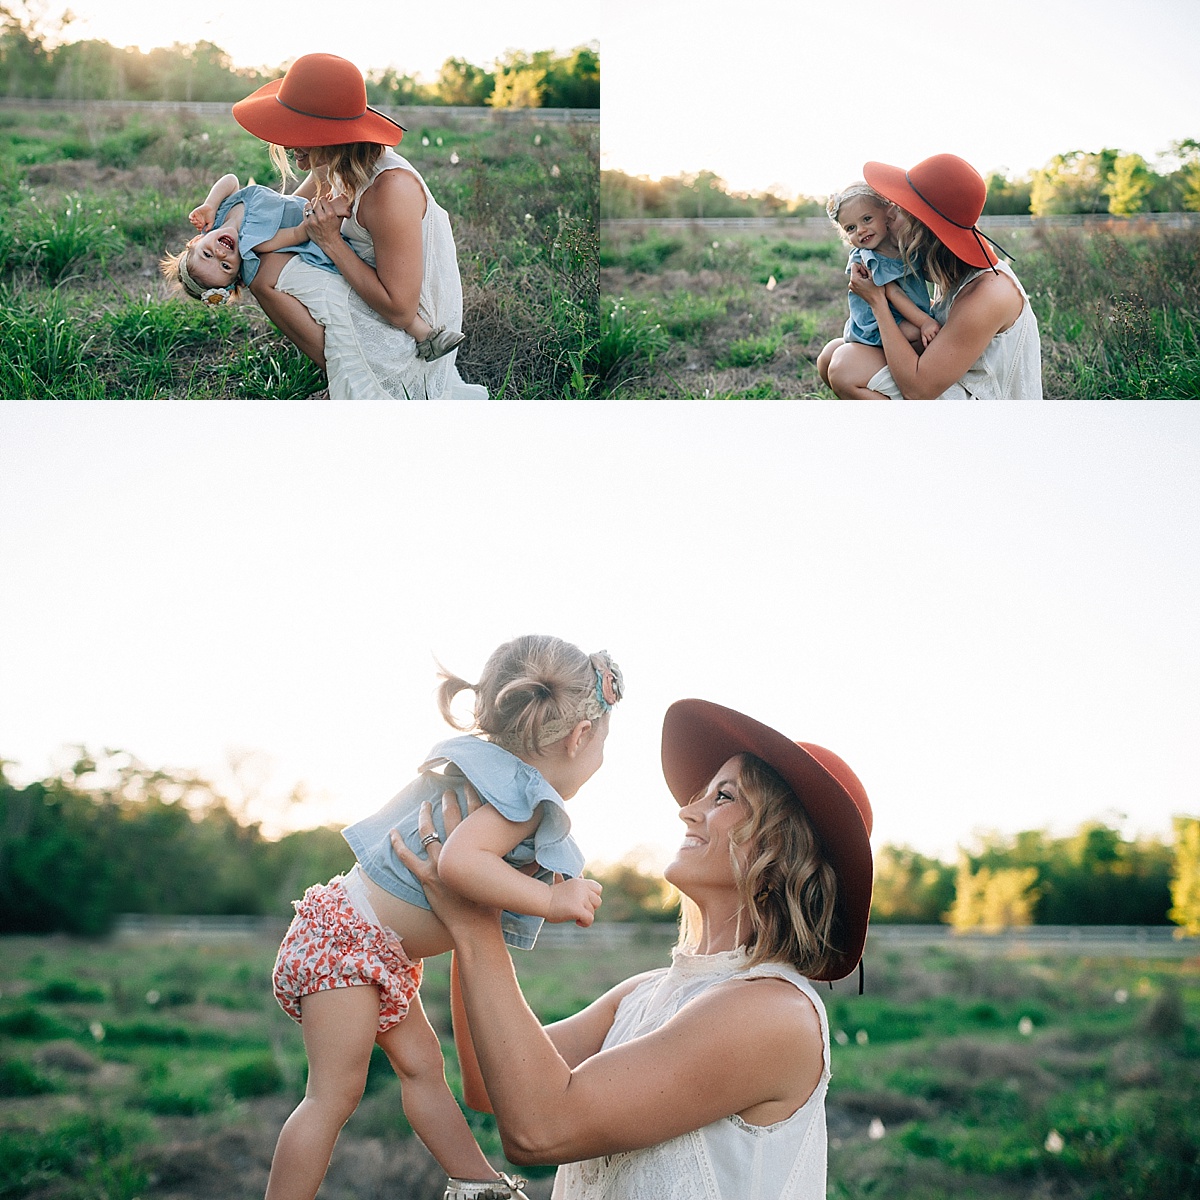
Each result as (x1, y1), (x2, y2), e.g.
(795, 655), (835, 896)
(42, 0), (596, 79)
(3, 405), (1198, 875)
(600, 0), (1200, 199)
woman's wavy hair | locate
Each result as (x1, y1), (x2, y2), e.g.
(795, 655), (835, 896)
(897, 217), (976, 304)
(436, 635), (609, 758)
(677, 753), (842, 977)
(269, 141), (385, 200)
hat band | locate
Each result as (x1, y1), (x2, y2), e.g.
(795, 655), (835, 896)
(904, 171), (1014, 272)
(275, 94), (404, 133)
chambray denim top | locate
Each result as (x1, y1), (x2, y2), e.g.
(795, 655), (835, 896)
(843, 246), (932, 346)
(342, 735), (584, 950)
(213, 185), (344, 287)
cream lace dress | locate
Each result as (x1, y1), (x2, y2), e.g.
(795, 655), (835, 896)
(275, 149), (488, 400)
(866, 260), (1043, 399)
(552, 948), (831, 1200)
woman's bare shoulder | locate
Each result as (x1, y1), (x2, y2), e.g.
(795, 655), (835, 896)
(358, 165), (426, 224)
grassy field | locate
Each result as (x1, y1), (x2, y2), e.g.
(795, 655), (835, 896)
(1, 929), (1196, 1200)
(0, 104), (598, 399)
(598, 221), (1200, 398)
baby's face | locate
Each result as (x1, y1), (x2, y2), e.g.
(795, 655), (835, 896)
(188, 228), (241, 288)
(838, 197), (890, 251)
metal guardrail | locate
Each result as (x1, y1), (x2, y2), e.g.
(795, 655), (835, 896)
(0, 98), (597, 124)
(110, 915), (1195, 956)
(602, 212), (1200, 233)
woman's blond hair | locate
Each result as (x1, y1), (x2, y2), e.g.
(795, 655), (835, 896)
(897, 217), (976, 304)
(677, 753), (842, 977)
(270, 141), (385, 201)
(437, 635), (618, 758)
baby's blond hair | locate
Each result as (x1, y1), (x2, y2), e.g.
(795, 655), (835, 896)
(826, 182), (893, 246)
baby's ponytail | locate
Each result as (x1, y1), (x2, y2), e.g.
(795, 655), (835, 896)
(437, 635), (624, 758)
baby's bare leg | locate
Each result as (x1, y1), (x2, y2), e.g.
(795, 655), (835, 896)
(406, 313), (435, 343)
(376, 990), (497, 1179)
(265, 986), (379, 1200)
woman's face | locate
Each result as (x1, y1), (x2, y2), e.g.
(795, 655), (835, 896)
(287, 147), (314, 173)
(663, 755), (752, 893)
(837, 196), (890, 250)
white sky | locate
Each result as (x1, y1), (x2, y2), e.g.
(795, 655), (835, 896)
(600, 0), (1200, 198)
(2, 404), (1198, 874)
(38, 0), (597, 79)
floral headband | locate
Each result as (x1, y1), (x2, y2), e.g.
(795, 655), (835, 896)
(178, 251), (236, 306)
(526, 651), (624, 750)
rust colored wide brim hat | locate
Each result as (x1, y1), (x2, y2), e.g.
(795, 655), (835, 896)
(864, 153), (999, 269)
(661, 699), (873, 982)
(233, 53), (404, 148)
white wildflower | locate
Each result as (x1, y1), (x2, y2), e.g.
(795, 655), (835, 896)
(1044, 1130), (1064, 1154)
(868, 1118), (886, 1140)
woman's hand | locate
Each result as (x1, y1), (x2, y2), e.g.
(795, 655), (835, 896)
(301, 194), (353, 251)
(389, 786), (503, 940)
(848, 261), (886, 308)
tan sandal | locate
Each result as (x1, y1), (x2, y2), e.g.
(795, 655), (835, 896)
(443, 1172), (529, 1200)
(416, 326), (467, 362)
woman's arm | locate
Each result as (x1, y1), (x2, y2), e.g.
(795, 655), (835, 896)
(439, 802), (603, 926)
(393, 807), (822, 1166)
(301, 167), (425, 329)
(850, 264), (1018, 399)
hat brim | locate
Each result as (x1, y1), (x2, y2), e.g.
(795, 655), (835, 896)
(661, 699), (873, 982)
(232, 80), (404, 148)
(864, 160), (997, 269)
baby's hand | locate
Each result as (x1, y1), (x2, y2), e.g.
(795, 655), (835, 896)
(189, 203), (216, 233)
(328, 194), (353, 220)
(546, 876), (602, 927)
(920, 318), (941, 348)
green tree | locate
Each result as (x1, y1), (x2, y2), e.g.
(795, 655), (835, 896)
(948, 857), (1040, 930)
(1030, 149), (1119, 215)
(1169, 816), (1200, 936)
(1106, 153), (1154, 214)
(489, 51), (546, 109)
(589, 856), (678, 923)
(982, 171), (1033, 215)
(434, 56), (493, 106)
(870, 844), (956, 923)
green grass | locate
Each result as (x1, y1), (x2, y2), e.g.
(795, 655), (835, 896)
(600, 220), (1200, 398)
(0, 107), (599, 399)
(1, 933), (1197, 1199)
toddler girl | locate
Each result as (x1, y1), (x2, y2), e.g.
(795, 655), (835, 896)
(268, 635), (623, 1200)
(827, 183), (940, 394)
(160, 171), (464, 362)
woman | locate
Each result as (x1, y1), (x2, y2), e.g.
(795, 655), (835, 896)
(817, 154), (1043, 400)
(232, 53), (487, 399)
(393, 698), (874, 1200)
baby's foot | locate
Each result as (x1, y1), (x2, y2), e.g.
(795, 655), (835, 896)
(443, 1174), (528, 1200)
(415, 326), (467, 362)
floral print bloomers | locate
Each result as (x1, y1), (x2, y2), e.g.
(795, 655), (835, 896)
(272, 877), (422, 1032)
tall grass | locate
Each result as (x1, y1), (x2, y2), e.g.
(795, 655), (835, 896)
(0, 106), (599, 399)
(600, 220), (1200, 398)
(2, 933), (1196, 1200)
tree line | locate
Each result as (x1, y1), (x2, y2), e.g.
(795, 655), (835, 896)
(0, 5), (599, 108)
(2, 751), (1196, 937)
(601, 142), (1200, 220)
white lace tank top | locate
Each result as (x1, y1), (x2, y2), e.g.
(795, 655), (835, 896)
(551, 948), (831, 1200)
